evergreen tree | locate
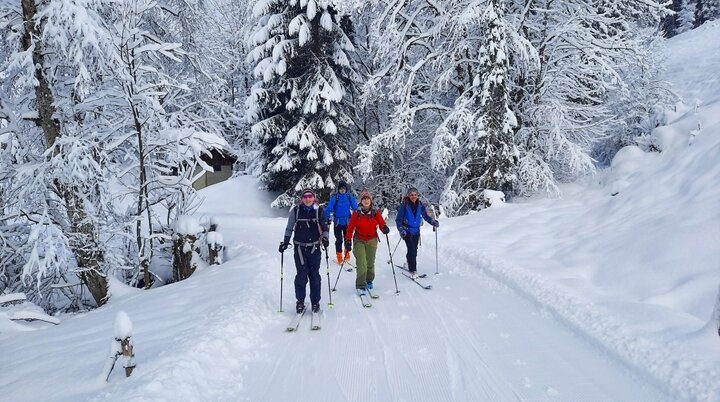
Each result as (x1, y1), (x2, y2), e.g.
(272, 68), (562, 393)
(432, 0), (518, 214)
(677, 0), (697, 33)
(247, 0), (358, 207)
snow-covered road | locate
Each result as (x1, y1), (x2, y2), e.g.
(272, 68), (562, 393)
(88, 204), (666, 402)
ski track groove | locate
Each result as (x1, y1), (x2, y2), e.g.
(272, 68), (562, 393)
(419, 244), (669, 401)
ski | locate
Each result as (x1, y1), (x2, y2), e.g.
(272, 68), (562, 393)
(395, 265), (427, 278)
(401, 272), (432, 289)
(311, 311), (321, 330)
(286, 308), (307, 332)
(366, 288), (380, 299)
(356, 288), (372, 307)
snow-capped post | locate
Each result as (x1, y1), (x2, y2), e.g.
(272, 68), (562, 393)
(103, 311), (136, 381)
(173, 216), (203, 282)
(206, 217), (224, 265)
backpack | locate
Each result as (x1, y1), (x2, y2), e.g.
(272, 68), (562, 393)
(293, 201), (322, 239)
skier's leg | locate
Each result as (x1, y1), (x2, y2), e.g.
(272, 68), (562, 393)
(366, 238), (378, 284)
(334, 224), (343, 254)
(406, 234), (419, 272)
(293, 247), (309, 302)
(354, 240), (368, 289)
(307, 247), (322, 304)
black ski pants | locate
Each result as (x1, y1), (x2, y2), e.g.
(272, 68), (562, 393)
(333, 224), (348, 253)
(403, 234), (420, 272)
(293, 245), (322, 304)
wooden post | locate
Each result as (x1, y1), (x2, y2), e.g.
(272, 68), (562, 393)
(104, 336), (135, 381)
(206, 224), (224, 265)
(120, 337), (136, 377)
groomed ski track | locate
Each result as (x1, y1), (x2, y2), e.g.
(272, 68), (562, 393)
(1, 202), (670, 402)
(101, 211), (666, 402)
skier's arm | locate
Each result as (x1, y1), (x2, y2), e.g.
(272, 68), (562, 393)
(395, 203), (404, 230)
(376, 211), (386, 229)
(325, 196), (336, 222)
(350, 195), (358, 211)
(318, 207), (329, 240)
(283, 207), (296, 244)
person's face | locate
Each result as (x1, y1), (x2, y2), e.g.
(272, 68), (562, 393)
(339, 187), (346, 194)
(409, 192), (418, 202)
(302, 194), (314, 206)
(361, 197), (371, 208)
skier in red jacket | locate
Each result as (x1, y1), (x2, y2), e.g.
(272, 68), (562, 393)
(345, 191), (390, 290)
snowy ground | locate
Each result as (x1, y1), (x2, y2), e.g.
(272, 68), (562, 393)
(2, 20), (719, 402)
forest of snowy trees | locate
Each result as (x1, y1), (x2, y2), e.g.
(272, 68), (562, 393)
(0, 0), (717, 312)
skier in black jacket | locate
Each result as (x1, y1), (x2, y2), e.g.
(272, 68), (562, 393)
(279, 189), (330, 314)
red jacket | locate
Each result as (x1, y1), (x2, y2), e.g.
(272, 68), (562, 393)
(346, 208), (386, 242)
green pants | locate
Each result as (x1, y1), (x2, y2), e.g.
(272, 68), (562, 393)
(353, 238), (378, 289)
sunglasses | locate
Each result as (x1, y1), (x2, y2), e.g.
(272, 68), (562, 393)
(302, 194), (314, 199)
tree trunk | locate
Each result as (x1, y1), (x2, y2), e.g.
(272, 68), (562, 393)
(22, 0), (108, 306)
(172, 233), (198, 282)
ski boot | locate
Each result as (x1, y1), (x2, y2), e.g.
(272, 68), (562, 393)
(296, 300), (305, 314)
(312, 303), (320, 313)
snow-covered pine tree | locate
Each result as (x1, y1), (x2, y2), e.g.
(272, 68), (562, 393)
(698, 0), (720, 22)
(247, 0), (358, 207)
(677, 0), (697, 33)
(432, 0), (518, 215)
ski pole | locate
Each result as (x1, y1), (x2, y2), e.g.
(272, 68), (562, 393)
(279, 242), (284, 312)
(386, 237), (402, 264)
(332, 256), (346, 291)
(431, 205), (439, 275)
(434, 227), (439, 275)
(324, 245), (333, 308)
(385, 233), (400, 294)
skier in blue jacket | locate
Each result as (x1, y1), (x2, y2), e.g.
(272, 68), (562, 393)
(325, 181), (358, 264)
(395, 187), (439, 278)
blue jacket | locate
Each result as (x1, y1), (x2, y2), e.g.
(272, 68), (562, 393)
(396, 199), (434, 235)
(325, 193), (358, 225)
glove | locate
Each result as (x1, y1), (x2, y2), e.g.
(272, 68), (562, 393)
(400, 229), (407, 238)
(381, 225), (390, 235)
(432, 220), (439, 228)
(321, 237), (329, 249)
(278, 242), (289, 253)
(345, 241), (352, 252)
